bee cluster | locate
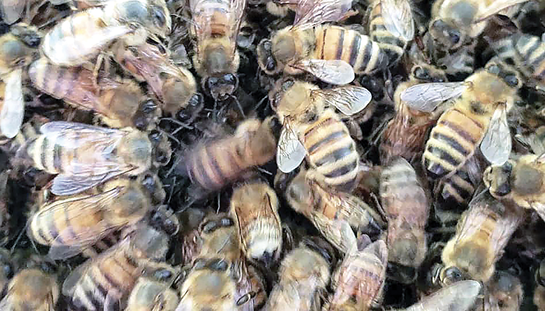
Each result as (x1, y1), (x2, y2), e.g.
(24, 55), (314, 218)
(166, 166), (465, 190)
(0, 0), (543, 310)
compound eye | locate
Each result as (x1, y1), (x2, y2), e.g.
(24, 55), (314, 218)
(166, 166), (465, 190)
(504, 75), (519, 87)
(449, 30), (460, 45)
(153, 8), (167, 28)
(223, 73), (237, 86)
(487, 64), (500, 75)
(201, 220), (217, 233)
(413, 66), (430, 80)
(142, 100), (157, 113)
(142, 174), (156, 191)
(444, 266), (464, 283)
(207, 77), (220, 88)
(148, 130), (162, 144)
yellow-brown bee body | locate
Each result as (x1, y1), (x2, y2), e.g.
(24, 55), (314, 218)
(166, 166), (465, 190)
(126, 278), (179, 311)
(0, 268), (59, 311)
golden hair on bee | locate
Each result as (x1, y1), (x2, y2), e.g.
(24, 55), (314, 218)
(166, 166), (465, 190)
(230, 181), (283, 266)
(126, 277), (180, 311)
(0, 268), (59, 311)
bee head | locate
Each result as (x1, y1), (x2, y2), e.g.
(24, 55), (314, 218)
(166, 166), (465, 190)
(257, 39), (279, 74)
(429, 19), (463, 50)
(148, 130), (172, 166)
(204, 73), (239, 101)
(133, 99), (158, 131)
(117, 0), (170, 38)
(440, 266), (465, 285)
(131, 225), (169, 260)
(483, 161), (512, 198)
(10, 23), (41, 48)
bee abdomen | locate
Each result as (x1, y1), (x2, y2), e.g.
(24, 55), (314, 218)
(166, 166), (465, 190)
(187, 141), (242, 190)
(423, 109), (483, 179)
(314, 25), (387, 74)
(513, 34), (545, 80)
(368, 2), (406, 64)
(437, 170), (475, 204)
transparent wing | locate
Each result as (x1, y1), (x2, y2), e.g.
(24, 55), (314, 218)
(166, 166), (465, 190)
(403, 281), (481, 311)
(0, 0), (24, 24)
(312, 215), (356, 254)
(291, 0), (352, 26)
(277, 126), (305, 173)
(40, 121), (124, 148)
(313, 85), (372, 115)
(229, 0), (247, 53)
(0, 69), (24, 138)
(475, 0), (530, 22)
(514, 133), (545, 155)
(294, 59), (355, 85)
(381, 0), (414, 41)
(51, 167), (131, 196)
(400, 82), (467, 112)
(480, 105), (511, 165)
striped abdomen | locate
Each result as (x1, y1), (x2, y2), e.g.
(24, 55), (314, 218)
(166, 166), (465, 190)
(368, 0), (407, 65)
(303, 110), (359, 192)
(29, 58), (103, 112)
(42, 8), (113, 66)
(68, 251), (139, 310)
(436, 164), (477, 206)
(192, 0), (231, 36)
(512, 34), (545, 82)
(313, 25), (388, 74)
(423, 108), (485, 179)
(28, 199), (107, 246)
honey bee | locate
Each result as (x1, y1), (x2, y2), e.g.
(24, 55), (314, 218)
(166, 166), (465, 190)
(429, 0), (529, 51)
(41, 0), (171, 67)
(380, 158), (429, 284)
(257, 0), (387, 84)
(189, 0), (246, 100)
(402, 280), (481, 311)
(27, 173), (164, 260)
(380, 63), (448, 164)
(534, 258), (545, 310)
(126, 277), (180, 311)
(63, 225), (174, 311)
(114, 41), (197, 110)
(475, 271), (523, 311)
(0, 267), (59, 311)
(0, 23), (41, 139)
(326, 235), (387, 311)
(281, 167), (384, 253)
(181, 116), (277, 194)
(272, 79), (372, 192)
(265, 237), (334, 311)
(367, 0), (415, 65)
(17, 121), (171, 196)
(177, 213), (266, 311)
(483, 153), (545, 221)
(434, 155), (484, 209)
(494, 32), (545, 91)
(403, 60), (521, 179)
(28, 57), (160, 130)
(230, 181), (282, 266)
(440, 191), (523, 283)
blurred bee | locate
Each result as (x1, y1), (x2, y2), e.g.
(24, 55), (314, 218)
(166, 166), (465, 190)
(475, 271), (523, 311)
(380, 158), (429, 284)
(326, 235), (387, 311)
(380, 63), (448, 164)
(0, 23), (40, 139)
(367, 0), (415, 65)
(27, 173), (164, 260)
(189, 0), (246, 100)
(401, 280), (481, 311)
(41, 0), (171, 67)
(483, 153), (545, 221)
(177, 207), (206, 265)
(265, 237), (334, 311)
(257, 0), (388, 85)
(114, 40), (197, 110)
(126, 276), (180, 311)
(177, 213), (266, 311)
(0, 248), (14, 295)
(494, 32), (545, 91)
(63, 225), (174, 311)
(0, 267), (59, 311)
(272, 79), (372, 192)
(281, 167), (384, 253)
(29, 57), (159, 130)
(17, 121), (171, 196)
(535, 258), (545, 310)
(429, 0), (529, 51)
(402, 60), (521, 179)
(230, 181), (282, 266)
(180, 116), (277, 194)
(440, 191), (523, 284)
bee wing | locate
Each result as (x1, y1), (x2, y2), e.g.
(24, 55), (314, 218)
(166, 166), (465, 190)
(293, 59), (355, 85)
(51, 164), (132, 196)
(229, 0), (247, 54)
(402, 280), (481, 311)
(0, 69), (24, 138)
(40, 121), (125, 148)
(514, 133), (545, 155)
(400, 82), (467, 112)
(480, 105), (511, 165)
(313, 85), (372, 115)
(312, 215), (356, 254)
(117, 44), (165, 101)
(62, 258), (93, 297)
(475, 0), (530, 23)
(277, 126), (306, 173)
(290, 0), (352, 26)
(489, 209), (523, 261)
(0, 0), (24, 24)
(380, 0), (414, 41)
